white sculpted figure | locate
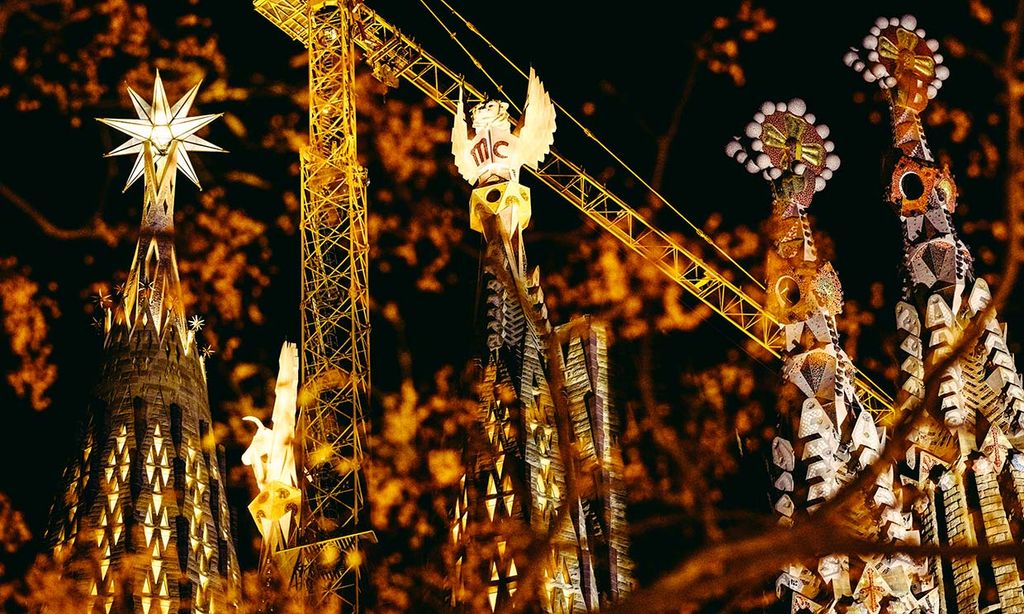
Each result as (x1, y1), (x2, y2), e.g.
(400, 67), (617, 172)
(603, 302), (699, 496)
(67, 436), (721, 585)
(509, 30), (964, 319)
(242, 341), (299, 492)
(241, 416), (273, 488)
(452, 67), (556, 187)
(242, 341), (301, 560)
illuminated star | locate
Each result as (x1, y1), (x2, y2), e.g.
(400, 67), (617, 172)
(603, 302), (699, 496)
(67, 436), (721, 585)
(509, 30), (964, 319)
(188, 314), (205, 331)
(201, 345), (216, 358)
(98, 70), (224, 192)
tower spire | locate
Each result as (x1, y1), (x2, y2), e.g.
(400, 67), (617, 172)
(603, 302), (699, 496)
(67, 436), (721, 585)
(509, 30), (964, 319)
(841, 15), (1024, 611)
(727, 102), (930, 611)
(452, 68), (556, 280)
(448, 72), (633, 613)
(47, 75), (239, 613)
(97, 71), (223, 348)
(843, 16), (949, 161)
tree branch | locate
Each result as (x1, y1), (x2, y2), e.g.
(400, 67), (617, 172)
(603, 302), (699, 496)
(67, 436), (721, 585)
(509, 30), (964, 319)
(650, 38), (703, 197)
(0, 183), (118, 245)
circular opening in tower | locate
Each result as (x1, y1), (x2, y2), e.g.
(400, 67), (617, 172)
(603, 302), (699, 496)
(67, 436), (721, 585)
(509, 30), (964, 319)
(775, 276), (801, 307)
(900, 171), (925, 201)
(486, 188), (501, 203)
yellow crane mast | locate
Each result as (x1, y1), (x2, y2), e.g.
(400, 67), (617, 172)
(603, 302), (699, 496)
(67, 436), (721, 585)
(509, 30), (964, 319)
(253, 0), (374, 609)
(250, 0), (897, 605)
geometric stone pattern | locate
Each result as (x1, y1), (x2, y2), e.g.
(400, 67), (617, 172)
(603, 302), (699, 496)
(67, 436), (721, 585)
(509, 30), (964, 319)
(730, 98), (937, 611)
(972, 457), (1024, 612)
(939, 472), (981, 613)
(843, 14), (1024, 612)
(48, 320), (241, 613)
(449, 183), (632, 613)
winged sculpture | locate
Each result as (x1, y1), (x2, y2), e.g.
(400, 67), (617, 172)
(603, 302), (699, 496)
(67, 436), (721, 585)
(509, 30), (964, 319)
(242, 341), (299, 494)
(452, 67), (556, 187)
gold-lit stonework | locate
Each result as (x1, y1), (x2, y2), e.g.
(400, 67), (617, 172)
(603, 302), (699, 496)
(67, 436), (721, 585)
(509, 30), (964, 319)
(739, 14), (1024, 612)
(860, 17), (1024, 611)
(447, 78), (632, 614)
(47, 75), (239, 614)
(729, 100), (929, 611)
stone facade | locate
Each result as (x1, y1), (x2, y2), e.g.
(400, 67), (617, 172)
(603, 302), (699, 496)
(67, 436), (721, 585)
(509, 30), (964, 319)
(448, 184), (632, 613)
(48, 319), (240, 613)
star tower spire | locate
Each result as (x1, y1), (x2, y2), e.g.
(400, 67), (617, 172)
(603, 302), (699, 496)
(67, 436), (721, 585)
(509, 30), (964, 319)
(47, 74), (239, 613)
(97, 72), (223, 348)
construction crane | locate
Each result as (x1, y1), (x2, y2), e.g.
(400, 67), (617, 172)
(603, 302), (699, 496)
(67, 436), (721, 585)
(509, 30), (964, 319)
(356, 3), (896, 418)
(252, 0), (375, 609)
(250, 0), (896, 607)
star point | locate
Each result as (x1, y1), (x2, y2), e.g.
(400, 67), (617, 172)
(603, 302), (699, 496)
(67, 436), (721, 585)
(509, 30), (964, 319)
(99, 73), (223, 191)
(188, 315), (205, 331)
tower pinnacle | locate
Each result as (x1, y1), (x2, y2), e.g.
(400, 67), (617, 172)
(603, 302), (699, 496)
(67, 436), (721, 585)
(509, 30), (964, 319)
(451, 68), (555, 281)
(97, 73), (223, 349)
(47, 74), (239, 613)
(99, 71), (224, 192)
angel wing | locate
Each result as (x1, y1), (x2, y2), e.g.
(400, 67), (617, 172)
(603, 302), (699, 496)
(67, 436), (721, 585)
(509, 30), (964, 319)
(241, 416), (272, 486)
(451, 87), (478, 184)
(268, 341), (299, 486)
(513, 67), (556, 171)
(271, 341), (299, 431)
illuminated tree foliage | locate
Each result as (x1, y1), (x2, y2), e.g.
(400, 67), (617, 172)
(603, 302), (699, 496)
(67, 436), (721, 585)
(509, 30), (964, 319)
(2, 0), (1024, 612)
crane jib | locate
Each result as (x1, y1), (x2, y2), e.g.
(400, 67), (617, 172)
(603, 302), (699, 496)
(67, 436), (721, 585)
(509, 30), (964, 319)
(253, 0), (896, 419)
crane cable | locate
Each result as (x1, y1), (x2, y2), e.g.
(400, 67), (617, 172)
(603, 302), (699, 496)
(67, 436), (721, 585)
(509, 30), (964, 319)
(427, 0), (765, 292)
(416, 0), (522, 115)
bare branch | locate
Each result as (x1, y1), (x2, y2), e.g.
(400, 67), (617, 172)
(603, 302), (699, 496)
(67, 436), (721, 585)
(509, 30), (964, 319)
(650, 38), (703, 196)
(0, 182), (118, 246)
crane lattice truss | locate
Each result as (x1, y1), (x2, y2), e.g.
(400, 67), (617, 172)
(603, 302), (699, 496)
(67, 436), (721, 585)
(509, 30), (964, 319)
(254, 0), (373, 608)
(253, 0), (899, 608)
(256, 0), (901, 572)
(355, 3), (894, 419)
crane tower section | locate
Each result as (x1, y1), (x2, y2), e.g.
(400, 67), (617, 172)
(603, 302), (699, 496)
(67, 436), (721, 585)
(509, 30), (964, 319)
(254, 0), (374, 608)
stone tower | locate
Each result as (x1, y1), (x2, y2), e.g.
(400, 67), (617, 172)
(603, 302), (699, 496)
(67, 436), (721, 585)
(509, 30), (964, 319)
(728, 99), (939, 611)
(845, 15), (1024, 612)
(447, 71), (632, 612)
(46, 74), (241, 613)
(723, 15), (1024, 613)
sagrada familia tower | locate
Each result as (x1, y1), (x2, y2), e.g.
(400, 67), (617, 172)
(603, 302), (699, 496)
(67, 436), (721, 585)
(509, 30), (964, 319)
(446, 71), (633, 612)
(729, 14), (1024, 613)
(45, 74), (241, 613)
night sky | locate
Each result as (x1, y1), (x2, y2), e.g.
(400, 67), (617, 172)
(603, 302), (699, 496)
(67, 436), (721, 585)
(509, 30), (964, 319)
(0, 0), (1019, 603)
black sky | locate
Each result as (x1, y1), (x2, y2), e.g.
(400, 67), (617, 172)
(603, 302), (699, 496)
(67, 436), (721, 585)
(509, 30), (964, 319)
(1, 0), (1018, 593)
